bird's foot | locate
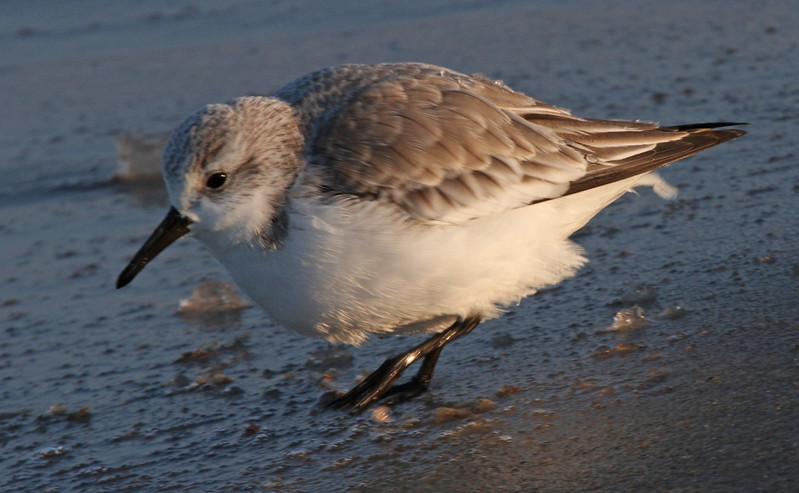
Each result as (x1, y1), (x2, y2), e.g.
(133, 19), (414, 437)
(325, 354), (410, 413)
(325, 316), (480, 413)
(325, 375), (432, 413)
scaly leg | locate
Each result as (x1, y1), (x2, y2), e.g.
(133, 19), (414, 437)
(326, 316), (481, 412)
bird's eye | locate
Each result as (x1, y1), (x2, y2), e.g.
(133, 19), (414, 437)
(206, 172), (227, 189)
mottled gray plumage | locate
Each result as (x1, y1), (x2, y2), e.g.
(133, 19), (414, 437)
(161, 62), (743, 226)
(119, 62), (745, 411)
(277, 63), (744, 223)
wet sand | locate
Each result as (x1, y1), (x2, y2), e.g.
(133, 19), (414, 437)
(2, 1), (798, 491)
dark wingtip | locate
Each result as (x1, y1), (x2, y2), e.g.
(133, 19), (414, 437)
(665, 121), (749, 131)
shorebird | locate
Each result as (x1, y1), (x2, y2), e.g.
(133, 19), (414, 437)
(117, 63), (745, 411)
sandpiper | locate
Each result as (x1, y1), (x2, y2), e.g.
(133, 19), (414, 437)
(117, 62), (745, 411)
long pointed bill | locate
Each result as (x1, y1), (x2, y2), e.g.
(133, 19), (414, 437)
(116, 207), (193, 289)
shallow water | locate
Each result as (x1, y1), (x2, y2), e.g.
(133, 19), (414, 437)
(2, 1), (798, 491)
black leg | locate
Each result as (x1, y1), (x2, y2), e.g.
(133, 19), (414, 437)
(326, 316), (480, 412)
(378, 344), (444, 403)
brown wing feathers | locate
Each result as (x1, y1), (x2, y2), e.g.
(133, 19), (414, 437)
(553, 123), (746, 197)
(315, 66), (745, 221)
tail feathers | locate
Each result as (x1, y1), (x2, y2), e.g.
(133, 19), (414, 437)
(559, 122), (746, 198)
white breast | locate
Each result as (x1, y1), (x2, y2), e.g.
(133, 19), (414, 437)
(207, 173), (671, 345)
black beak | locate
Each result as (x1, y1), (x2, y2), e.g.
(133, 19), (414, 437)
(116, 207), (193, 289)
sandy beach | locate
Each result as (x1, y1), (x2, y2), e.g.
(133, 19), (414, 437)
(1, 1), (797, 491)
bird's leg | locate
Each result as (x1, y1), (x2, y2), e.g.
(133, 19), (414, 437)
(378, 344), (444, 402)
(326, 316), (480, 412)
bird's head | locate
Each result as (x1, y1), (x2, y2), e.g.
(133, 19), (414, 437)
(117, 97), (303, 289)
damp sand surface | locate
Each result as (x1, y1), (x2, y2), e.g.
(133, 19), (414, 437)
(2, 1), (798, 491)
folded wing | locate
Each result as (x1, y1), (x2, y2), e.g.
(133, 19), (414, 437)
(311, 69), (745, 223)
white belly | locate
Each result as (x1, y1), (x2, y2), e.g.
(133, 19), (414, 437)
(209, 174), (669, 345)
